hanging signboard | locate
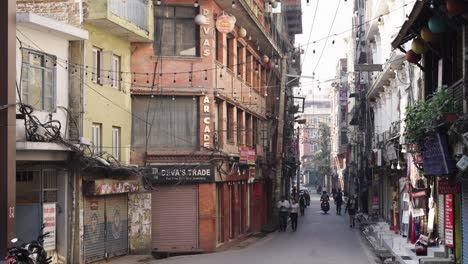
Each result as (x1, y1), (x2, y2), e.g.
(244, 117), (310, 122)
(42, 203), (56, 251)
(339, 89), (348, 101)
(422, 133), (455, 176)
(240, 147), (249, 165)
(445, 194), (454, 247)
(149, 164), (215, 183)
(248, 148), (256, 165)
(215, 14), (236, 34)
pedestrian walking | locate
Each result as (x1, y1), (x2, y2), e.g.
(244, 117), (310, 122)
(304, 191), (311, 207)
(290, 199), (299, 232)
(277, 196), (290, 232)
(299, 195), (306, 216)
(345, 194), (358, 228)
(335, 189), (343, 215)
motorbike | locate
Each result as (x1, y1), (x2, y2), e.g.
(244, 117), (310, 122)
(5, 226), (52, 264)
(321, 200), (330, 214)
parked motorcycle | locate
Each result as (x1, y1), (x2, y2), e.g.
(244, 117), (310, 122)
(5, 225), (52, 264)
(321, 200), (330, 214)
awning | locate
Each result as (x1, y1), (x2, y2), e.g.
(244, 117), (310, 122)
(391, 1), (431, 49)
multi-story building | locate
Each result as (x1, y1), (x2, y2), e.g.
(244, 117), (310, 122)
(129, 0), (301, 255)
(350, 0), (468, 262)
(330, 58), (349, 193)
(300, 95), (331, 189)
(15, 8), (88, 263)
(16, 0), (155, 262)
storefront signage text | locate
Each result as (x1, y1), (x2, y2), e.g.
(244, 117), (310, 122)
(445, 194), (454, 247)
(149, 164), (215, 183)
(203, 96), (211, 148)
(215, 14), (235, 34)
(438, 179), (461, 194)
(83, 179), (140, 196)
(201, 9), (212, 57)
(422, 133), (455, 176)
(42, 203), (56, 251)
(239, 147), (256, 165)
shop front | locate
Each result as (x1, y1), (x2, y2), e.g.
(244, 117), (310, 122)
(82, 178), (140, 263)
(16, 164), (68, 263)
(148, 163), (215, 253)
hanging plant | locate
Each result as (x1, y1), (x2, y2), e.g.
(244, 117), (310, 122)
(404, 87), (454, 149)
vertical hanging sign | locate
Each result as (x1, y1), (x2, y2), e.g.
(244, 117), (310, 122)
(445, 194), (454, 247)
(42, 203), (56, 251)
(201, 9), (212, 57)
(203, 96), (211, 148)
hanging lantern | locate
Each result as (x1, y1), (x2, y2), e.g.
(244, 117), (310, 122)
(261, 55), (269, 64)
(194, 14), (206, 25)
(420, 27), (433, 42)
(447, 0), (468, 16)
(411, 38), (427, 54)
(406, 50), (422, 64)
(271, 1), (279, 8)
(428, 16), (447, 33)
(238, 27), (247, 38)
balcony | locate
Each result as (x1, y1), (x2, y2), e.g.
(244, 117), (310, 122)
(84, 0), (153, 42)
(447, 79), (465, 115)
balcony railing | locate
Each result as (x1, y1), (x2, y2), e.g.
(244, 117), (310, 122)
(447, 79), (465, 115)
(109, 0), (148, 31)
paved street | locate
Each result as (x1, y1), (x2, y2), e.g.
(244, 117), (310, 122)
(149, 193), (376, 264)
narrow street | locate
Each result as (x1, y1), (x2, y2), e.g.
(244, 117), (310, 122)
(152, 193), (375, 264)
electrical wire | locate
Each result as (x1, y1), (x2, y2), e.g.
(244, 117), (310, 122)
(301, 0), (320, 67)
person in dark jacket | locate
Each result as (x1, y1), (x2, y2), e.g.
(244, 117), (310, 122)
(345, 194), (358, 228)
(335, 189), (343, 215)
(299, 195), (306, 216)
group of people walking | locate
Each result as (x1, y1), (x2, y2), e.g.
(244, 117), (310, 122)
(277, 188), (359, 232)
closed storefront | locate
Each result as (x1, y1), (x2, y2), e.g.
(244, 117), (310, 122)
(151, 185), (199, 252)
(82, 178), (139, 263)
(148, 164), (215, 252)
(461, 182), (468, 262)
(83, 194), (129, 263)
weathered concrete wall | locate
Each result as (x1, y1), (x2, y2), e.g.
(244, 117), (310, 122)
(128, 192), (152, 254)
(16, 0), (82, 27)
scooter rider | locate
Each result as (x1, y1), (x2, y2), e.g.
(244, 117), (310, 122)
(320, 191), (330, 202)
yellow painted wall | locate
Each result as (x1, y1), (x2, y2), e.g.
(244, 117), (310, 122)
(83, 23), (132, 164)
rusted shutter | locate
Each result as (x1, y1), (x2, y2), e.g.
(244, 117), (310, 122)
(152, 185), (198, 252)
(105, 194), (128, 258)
(84, 197), (106, 263)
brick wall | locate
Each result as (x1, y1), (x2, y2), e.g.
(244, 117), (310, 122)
(17, 0), (82, 27)
(199, 183), (216, 251)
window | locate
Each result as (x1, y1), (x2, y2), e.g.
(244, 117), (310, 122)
(21, 49), (56, 112)
(227, 104), (234, 142)
(92, 123), (102, 155)
(111, 55), (121, 89)
(237, 109), (243, 145)
(155, 6), (199, 56)
(227, 34), (234, 71)
(252, 117), (258, 145)
(216, 30), (223, 63)
(112, 126), (121, 160)
(92, 47), (102, 84)
(246, 52), (253, 85)
(237, 44), (245, 78)
(215, 100), (223, 147)
(132, 96), (199, 149)
(246, 113), (252, 146)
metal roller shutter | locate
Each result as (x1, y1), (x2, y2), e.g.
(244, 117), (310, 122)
(105, 194), (128, 258)
(84, 197), (106, 263)
(152, 185), (199, 252)
(462, 182), (468, 262)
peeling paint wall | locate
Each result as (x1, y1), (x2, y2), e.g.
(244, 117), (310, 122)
(128, 193), (152, 254)
(16, 0), (82, 27)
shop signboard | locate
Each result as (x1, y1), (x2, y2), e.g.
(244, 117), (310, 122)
(248, 148), (256, 165)
(42, 203), (56, 251)
(339, 89), (347, 101)
(149, 164), (215, 183)
(215, 14), (236, 34)
(438, 179), (461, 194)
(84, 179), (140, 195)
(445, 194), (454, 247)
(422, 133), (455, 176)
(240, 147), (249, 165)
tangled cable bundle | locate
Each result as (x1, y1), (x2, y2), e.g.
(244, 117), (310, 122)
(19, 104), (62, 142)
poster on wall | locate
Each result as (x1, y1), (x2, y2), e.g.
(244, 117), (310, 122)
(42, 203), (56, 251)
(445, 194), (454, 247)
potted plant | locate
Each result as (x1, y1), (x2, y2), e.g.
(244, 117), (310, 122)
(404, 87), (455, 149)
